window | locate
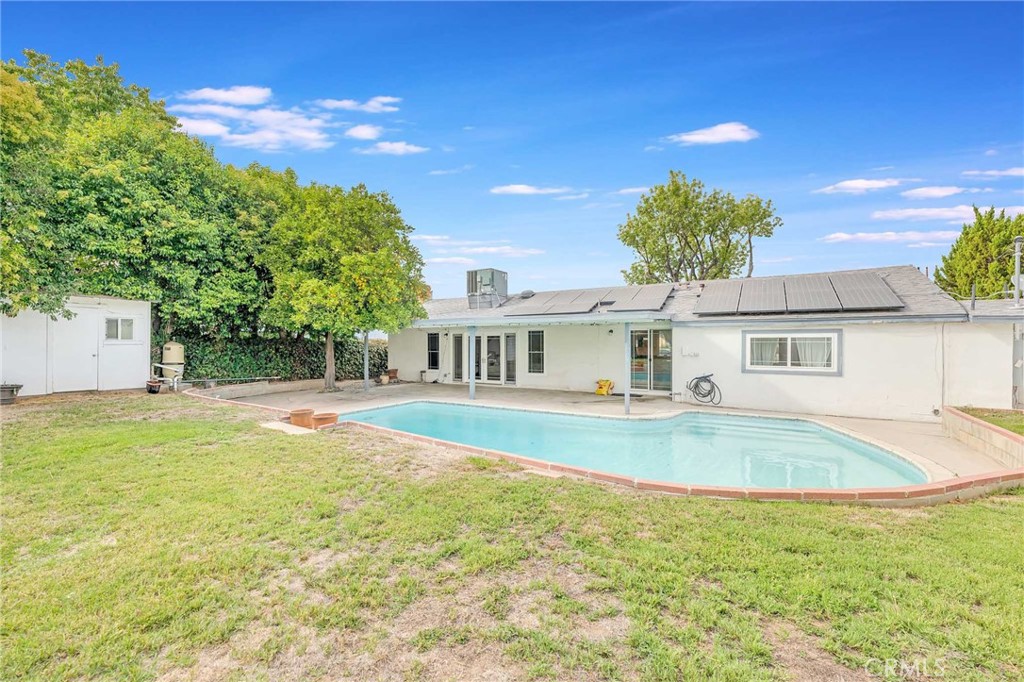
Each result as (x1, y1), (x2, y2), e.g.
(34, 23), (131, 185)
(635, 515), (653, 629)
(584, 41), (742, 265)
(745, 331), (838, 374)
(527, 330), (545, 374)
(426, 333), (440, 370)
(105, 318), (135, 341)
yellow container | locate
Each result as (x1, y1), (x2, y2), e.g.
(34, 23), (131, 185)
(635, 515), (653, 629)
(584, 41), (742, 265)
(595, 379), (614, 396)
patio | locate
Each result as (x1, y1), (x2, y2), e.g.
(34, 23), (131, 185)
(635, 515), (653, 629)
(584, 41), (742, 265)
(213, 380), (1006, 481)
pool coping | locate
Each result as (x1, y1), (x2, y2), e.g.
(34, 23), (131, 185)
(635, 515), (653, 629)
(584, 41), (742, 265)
(327, 418), (1024, 507)
(185, 389), (1023, 506)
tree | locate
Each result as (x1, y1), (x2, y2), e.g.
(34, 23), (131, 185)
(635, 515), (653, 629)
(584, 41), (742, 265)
(617, 171), (781, 284)
(52, 108), (277, 338)
(934, 207), (1024, 298)
(261, 184), (427, 391)
(0, 65), (73, 316)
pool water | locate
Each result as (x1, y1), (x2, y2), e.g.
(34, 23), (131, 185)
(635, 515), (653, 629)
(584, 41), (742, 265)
(338, 402), (926, 489)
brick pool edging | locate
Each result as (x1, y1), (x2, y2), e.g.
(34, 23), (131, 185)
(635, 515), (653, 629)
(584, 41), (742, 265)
(323, 420), (1024, 507)
(943, 406), (1024, 470)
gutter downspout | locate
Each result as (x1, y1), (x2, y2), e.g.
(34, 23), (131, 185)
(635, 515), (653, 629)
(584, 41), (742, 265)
(1014, 236), (1022, 308)
(468, 325), (477, 400)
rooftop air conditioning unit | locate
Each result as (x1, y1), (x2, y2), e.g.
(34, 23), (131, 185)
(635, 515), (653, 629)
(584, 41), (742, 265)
(467, 268), (508, 309)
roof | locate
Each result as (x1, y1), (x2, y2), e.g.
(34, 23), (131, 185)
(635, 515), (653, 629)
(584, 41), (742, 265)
(412, 265), (975, 328)
(965, 298), (1024, 322)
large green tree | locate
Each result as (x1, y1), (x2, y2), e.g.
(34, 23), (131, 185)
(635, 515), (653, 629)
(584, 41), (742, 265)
(934, 207), (1024, 298)
(261, 184), (426, 390)
(617, 171), (781, 284)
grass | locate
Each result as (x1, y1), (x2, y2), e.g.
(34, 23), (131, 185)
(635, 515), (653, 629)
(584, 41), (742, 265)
(962, 407), (1024, 436)
(2, 393), (1023, 681)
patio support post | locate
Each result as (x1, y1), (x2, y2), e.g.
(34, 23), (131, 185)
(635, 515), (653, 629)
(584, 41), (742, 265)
(623, 321), (631, 415)
(468, 325), (477, 400)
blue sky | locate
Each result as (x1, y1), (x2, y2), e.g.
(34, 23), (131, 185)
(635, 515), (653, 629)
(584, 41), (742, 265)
(4, 2), (1023, 298)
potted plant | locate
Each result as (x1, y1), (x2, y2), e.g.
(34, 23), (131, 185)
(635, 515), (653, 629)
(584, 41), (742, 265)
(387, 368), (399, 381)
(0, 384), (23, 405)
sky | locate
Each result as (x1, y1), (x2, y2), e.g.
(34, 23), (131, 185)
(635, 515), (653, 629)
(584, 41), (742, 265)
(4, 2), (1023, 298)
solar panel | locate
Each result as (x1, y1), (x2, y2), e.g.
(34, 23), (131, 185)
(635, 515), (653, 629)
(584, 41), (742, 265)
(692, 280), (742, 315)
(606, 284), (673, 311)
(830, 272), (903, 311)
(737, 278), (787, 313)
(546, 301), (599, 314)
(506, 304), (554, 316)
(785, 275), (842, 312)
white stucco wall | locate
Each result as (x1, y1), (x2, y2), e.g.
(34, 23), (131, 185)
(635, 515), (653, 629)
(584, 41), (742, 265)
(942, 322), (1014, 409)
(1, 296), (151, 396)
(389, 319), (1015, 421)
(672, 321), (1014, 421)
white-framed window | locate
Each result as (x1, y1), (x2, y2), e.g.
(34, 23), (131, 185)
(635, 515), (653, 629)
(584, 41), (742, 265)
(527, 330), (545, 374)
(105, 317), (135, 341)
(744, 331), (839, 374)
(426, 332), (440, 370)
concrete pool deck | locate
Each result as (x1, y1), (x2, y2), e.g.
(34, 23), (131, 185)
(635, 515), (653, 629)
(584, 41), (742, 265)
(202, 380), (1008, 484)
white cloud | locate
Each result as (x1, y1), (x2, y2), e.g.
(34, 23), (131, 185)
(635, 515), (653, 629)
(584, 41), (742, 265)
(180, 85), (271, 105)
(490, 184), (571, 195)
(613, 187), (648, 195)
(871, 165), (895, 171)
(428, 165), (474, 176)
(355, 141), (429, 155)
(813, 178), (908, 194)
(907, 242), (954, 249)
(962, 167), (1023, 177)
(554, 193), (590, 201)
(820, 230), (961, 244)
(870, 205), (1024, 222)
(412, 234), (453, 243)
(426, 257), (476, 265)
(984, 149), (998, 156)
(344, 124), (383, 140)
(900, 186), (992, 199)
(315, 96), (401, 113)
(169, 102), (332, 151)
(643, 145), (664, 152)
(666, 122), (759, 146)
(176, 118), (231, 136)
(456, 245), (544, 257)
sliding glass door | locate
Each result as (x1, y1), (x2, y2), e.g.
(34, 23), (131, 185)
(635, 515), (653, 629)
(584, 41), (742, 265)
(504, 333), (517, 384)
(631, 328), (672, 392)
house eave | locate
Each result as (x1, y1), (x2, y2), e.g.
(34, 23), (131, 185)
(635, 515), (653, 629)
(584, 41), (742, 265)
(410, 311), (673, 328)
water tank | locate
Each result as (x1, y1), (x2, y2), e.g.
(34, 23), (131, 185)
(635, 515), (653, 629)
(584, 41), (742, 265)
(161, 341), (185, 378)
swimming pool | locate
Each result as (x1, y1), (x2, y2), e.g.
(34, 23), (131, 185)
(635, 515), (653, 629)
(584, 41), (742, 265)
(338, 402), (926, 489)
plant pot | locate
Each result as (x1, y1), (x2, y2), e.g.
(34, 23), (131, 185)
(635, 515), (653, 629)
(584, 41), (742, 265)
(312, 412), (339, 429)
(146, 380), (162, 394)
(380, 374), (390, 385)
(0, 384), (23, 405)
(290, 408), (315, 429)
(387, 368), (399, 380)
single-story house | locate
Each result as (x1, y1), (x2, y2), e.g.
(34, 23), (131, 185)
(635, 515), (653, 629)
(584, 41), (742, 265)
(388, 266), (1023, 421)
(1, 295), (152, 396)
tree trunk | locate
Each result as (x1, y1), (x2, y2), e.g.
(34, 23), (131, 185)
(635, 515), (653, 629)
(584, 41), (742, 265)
(745, 233), (755, 278)
(363, 331), (370, 391)
(324, 330), (336, 391)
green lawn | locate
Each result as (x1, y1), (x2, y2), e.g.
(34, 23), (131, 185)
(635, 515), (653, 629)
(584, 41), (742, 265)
(3, 394), (1023, 681)
(962, 407), (1024, 436)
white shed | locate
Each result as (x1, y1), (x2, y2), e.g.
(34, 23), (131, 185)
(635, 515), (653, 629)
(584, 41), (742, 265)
(1, 295), (152, 396)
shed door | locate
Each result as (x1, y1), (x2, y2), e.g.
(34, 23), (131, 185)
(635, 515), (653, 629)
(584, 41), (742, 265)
(53, 307), (99, 392)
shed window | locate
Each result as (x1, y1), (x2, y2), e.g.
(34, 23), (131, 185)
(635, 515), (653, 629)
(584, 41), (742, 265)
(527, 330), (545, 374)
(426, 333), (440, 370)
(105, 318), (134, 341)
(746, 332), (838, 373)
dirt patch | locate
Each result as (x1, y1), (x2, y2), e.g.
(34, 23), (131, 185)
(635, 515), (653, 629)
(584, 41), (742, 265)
(327, 430), (466, 480)
(764, 620), (871, 682)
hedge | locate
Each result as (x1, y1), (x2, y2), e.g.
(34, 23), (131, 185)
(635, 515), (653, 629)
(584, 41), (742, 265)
(153, 335), (388, 382)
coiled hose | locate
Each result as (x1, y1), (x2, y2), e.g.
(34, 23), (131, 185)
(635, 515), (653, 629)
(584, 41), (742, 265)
(687, 373), (722, 405)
